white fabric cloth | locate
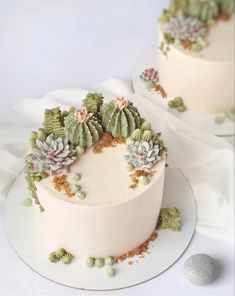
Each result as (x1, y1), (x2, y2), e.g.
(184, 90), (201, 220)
(0, 79), (234, 239)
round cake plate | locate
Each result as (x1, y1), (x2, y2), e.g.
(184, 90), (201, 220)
(5, 168), (196, 291)
(132, 49), (235, 138)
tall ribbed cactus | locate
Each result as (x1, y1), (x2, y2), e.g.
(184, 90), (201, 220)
(64, 108), (103, 148)
(43, 107), (64, 138)
(218, 0), (235, 16)
(169, 0), (188, 15)
(188, 0), (219, 21)
(100, 97), (141, 138)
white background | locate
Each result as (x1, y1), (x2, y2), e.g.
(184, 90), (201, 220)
(0, 0), (165, 113)
(0, 1), (234, 295)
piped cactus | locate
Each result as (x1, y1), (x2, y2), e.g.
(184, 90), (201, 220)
(83, 92), (104, 113)
(43, 107), (65, 138)
(64, 107), (103, 148)
(218, 0), (235, 16)
(169, 0), (188, 16)
(187, 0), (219, 22)
(100, 97), (141, 138)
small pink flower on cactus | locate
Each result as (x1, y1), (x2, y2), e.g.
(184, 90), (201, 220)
(114, 96), (130, 110)
(74, 108), (93, 123)
(140, 68), (159, 83)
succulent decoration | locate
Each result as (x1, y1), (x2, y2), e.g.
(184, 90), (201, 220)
(157, 207), (181, 231)
(25, 135), (77, 176)
(218, 0), (235, 17)
(140, 68), (159, 90)
(188, 0), (219, 22)
(163, 16), (208, 51)
(159, 0), (234, 55)
(100, 97), (142, 138)
(83, 92), (104, 113)
(64, 107), (103, 149)
(29, 107), (65, 149)
(125, 140), (161, 170)
(168, 96), (187, 112)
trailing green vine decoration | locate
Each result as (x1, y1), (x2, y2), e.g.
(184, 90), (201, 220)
(25, 162), (48, 212)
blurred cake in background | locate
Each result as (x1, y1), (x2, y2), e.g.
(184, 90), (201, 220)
(158, 0), (234, 114)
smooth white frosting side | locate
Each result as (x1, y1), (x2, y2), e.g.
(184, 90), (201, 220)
(158, 17), (234, 114)
(33, 145), (166, 257)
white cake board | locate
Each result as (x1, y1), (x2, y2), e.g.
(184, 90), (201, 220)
(132, 49), (235, 138)
(5, 168), (196, 291)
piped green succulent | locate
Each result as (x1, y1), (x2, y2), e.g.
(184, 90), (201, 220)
(49, 249), (74, 264)
(95, 258), (105, 268)
(100, 97), (141, 138)
(188, 0), (219, 22)
(64, 107), (103, 148)
(86, 257), (95, 268)
(43, 107), (65, 138)
(218, 0), (235, 16)
(83, 92), (104, 113)
(157, 207), (181, 231)
(168, 97), (187, 112)
(106, 267), (116, 277)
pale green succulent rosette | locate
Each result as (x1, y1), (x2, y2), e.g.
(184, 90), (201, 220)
(64, 107), (103, 148)
(157, 207), (181, 231)
(100, 97), (142, 138)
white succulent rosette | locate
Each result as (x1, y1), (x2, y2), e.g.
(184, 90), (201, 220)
(125, 140), (161, 170)
(25, 135), (77, 176)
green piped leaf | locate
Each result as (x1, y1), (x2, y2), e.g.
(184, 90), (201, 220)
(123, 108), (136, 135)
(84, 123), (93, 148)
(112, 111), (121, 137)
(120, 110), (128, 137)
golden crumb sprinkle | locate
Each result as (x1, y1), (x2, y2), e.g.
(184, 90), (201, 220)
(53, 175), (75, 198)
(93, 136), (125, 154)
(152, 84), (167, 98)
(129, 169), (155, 189)
(115, 231), (157, 263)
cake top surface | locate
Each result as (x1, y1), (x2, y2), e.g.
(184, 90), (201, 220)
(25, 93), (167, 211)
(159, 0), (235, 60)
(37, 144), (165, 207)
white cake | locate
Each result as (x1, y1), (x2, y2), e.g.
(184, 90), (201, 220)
(35, 144), (166, 257)
(158, 0), (235, 114)
(25, 95), (168, 263)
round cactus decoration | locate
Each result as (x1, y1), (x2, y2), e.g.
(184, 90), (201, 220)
(218, 0), (235, 16)
(188, 0), (219, 22)
(100, 97), (141, 138)
(64, 107), (103, 148)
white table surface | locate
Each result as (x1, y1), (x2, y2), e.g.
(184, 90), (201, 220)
(0, 0), (234, 295)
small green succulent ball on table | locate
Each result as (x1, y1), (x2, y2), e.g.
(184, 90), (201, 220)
(168, 100), (176, 108)
(49, 252), (60, 263)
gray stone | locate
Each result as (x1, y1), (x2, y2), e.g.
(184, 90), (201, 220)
(183, 254), (217, 285)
